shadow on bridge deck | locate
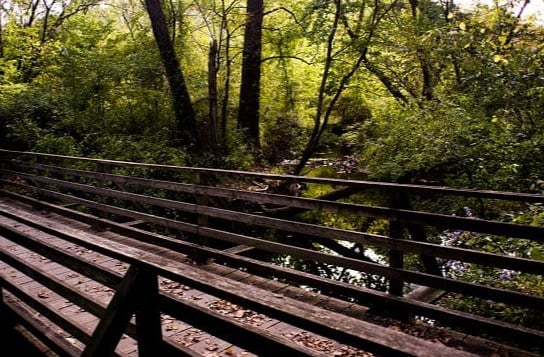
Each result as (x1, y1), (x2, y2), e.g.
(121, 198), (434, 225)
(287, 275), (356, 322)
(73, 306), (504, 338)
(0, 308), (55, 356)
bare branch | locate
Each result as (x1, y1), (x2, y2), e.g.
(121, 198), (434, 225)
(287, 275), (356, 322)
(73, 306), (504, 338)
(260, 55), (312, 65)
(264, 6), (305, 30)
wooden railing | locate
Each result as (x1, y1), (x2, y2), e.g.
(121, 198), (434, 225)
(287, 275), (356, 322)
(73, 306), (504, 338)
(0, 149), (543, 356)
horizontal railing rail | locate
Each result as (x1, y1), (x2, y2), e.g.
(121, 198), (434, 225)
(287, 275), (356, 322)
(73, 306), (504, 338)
(1, 149), (543, 356)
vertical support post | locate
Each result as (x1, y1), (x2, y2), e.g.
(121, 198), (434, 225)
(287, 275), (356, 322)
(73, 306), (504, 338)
(0, 286), (10, 336)
(193, 171), (211, 264)
(82, 265), (163, 357)
(388, 192), (404, 297)
(388, 222), (404, 296)
(0, 286), (5, 312)
(96, 163), (105, 197)
(34, 154), (47, 202)
(95, 162), (110, 219)
(134, 270), (162, 356)
(196, 172), (209, 229)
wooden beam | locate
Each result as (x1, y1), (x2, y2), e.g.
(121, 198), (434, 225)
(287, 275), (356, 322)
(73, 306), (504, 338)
(224, 245), (254, 254)
(1, 291), (82, 357)
(4, 168), (544, 242)
(82, 265), (162, 357)
(133, 269), (162, 357)
(3, 150), (544, 203)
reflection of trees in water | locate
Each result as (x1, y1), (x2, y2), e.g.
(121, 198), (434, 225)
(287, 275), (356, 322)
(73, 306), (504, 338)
(239, 226), (389, 299)
(270, 253), (389, 297)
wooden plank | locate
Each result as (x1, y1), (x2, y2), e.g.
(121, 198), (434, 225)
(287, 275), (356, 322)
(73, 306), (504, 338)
(2, 291), (82, 357)
(122, 220), (145, 227)
(0, 202), (476, 356)
(0, 271), (95, 347)
(0, 218), (122, 289)
(0, 239), (187, 356)
(159, 291), (327, 357)
(5, 177), (544, 278)
(224, 245), (254, 254)
(1, 197), (543, 347)
(0, 247), (109, 319)
(199, 225), (544, 310)
(26, 236), (475, 354)
(1, 185), (200, 234)
(4, 198), (543, 313)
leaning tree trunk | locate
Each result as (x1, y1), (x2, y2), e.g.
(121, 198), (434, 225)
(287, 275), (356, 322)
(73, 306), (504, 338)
(144, 0), (197, 149)
(237, 0), (264, 149)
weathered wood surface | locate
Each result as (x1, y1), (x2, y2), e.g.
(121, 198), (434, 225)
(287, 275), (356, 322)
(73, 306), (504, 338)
(1, 150), (543, 356)
(2, 150), (544, 202)
(2, 182), (543, 312)
(0, 198), (482, 357)
(3, 166), (544, 242)
(3, 189), (542, 349)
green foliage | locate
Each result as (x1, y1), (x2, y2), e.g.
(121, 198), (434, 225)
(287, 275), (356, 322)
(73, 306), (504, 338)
(34, 134), (81, 156)
(434, 202), (544, 329)
(86, 134), (186, 165)
(356, 96), (544, 190)
(262, 116), (307, 164)
(221, 128), (256, 169)
(359, 101), (469, 181)
(440, 270), (544, 330)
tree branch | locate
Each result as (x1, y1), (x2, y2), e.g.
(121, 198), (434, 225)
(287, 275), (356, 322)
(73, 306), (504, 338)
(260, 55), (312, 65)
(264, 6), (305, 30)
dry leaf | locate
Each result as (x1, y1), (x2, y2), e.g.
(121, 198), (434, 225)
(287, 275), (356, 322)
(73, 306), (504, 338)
(37, 290), (49, 298)
(234, 310), (246, 318)
(205, 344), (219, 351)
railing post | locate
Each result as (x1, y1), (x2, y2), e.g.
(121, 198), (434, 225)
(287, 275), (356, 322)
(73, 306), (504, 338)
(134, 269), (162, 356)
(388, 192), (404, 297)
(82, 265), (163, 357)
(33, 154), (47, 202)
(95, 162), (110, 219)
(196, 171), (209, 228)
(0, 286), (5, 312)
(193, 171), (211, 264)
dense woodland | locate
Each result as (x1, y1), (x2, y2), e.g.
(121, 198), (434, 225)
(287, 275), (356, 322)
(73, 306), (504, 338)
(1, 0), (544, 328)
(1, 0), (543, 186)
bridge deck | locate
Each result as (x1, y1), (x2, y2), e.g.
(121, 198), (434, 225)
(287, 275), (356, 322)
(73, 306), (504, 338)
(0, 197), (537, 357)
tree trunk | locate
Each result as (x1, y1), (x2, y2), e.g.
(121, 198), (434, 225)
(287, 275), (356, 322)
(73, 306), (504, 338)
(220, 22), (232, 150)
(207, 40), (220, 157)
(0, 7), (3, 59)
(144, 0), (197, 148)
(237, 0), (263, 149)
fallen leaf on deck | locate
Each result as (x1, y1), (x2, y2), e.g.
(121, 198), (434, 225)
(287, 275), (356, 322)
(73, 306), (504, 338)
(205, 344), (219, 351)
(37, 290), (49, 298)
(234, 310), (246, 318)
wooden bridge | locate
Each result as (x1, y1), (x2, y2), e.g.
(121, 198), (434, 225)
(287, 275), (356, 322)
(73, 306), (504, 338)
(0, 149), (543, 356)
